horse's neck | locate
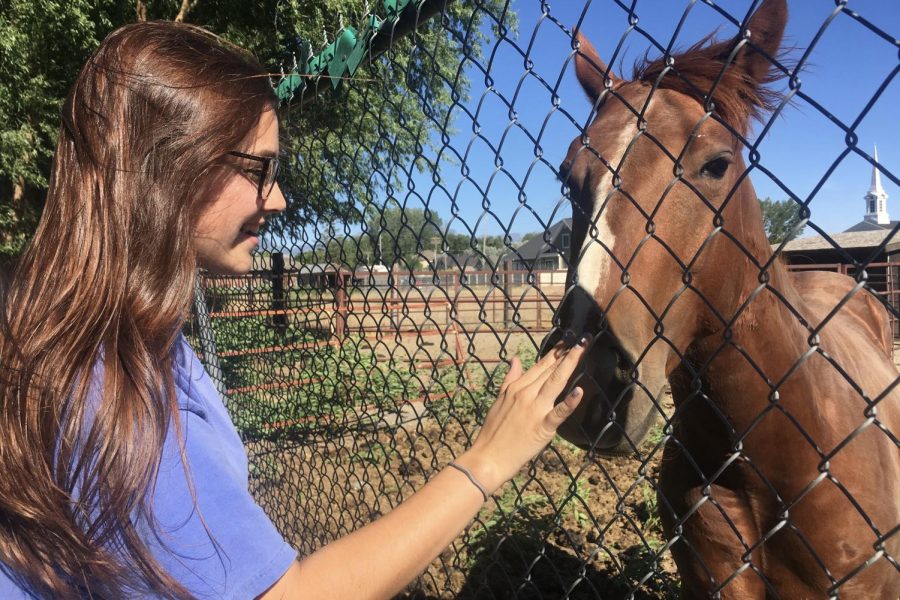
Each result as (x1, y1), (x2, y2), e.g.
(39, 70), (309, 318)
(671, 238), (814, 467)
(687, 183), (811, 406)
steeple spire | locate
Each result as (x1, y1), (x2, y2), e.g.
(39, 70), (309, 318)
(870, 145), (885, 196)
(864, 145), (890, 225)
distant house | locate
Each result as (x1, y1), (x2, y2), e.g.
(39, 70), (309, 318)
(296, 263), (352, 289)
(353, 264), (391, 288)
(511, 218), (572, 271)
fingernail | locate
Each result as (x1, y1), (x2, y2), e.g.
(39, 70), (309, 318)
(568, 387), (583, 398)
(577, 334), (590, 347)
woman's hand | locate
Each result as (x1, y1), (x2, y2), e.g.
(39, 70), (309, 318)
(455, 334), (591, 494)
(266, 334), (593, 600)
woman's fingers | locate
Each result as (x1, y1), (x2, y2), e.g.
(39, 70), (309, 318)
(535, 335), (591, 403)
(466, 334), (592, 488)
(540, 334), (591, 398)
(545, 387), (584, 429)
(499, 357), (522, 394)
(507, 334), (580, 393)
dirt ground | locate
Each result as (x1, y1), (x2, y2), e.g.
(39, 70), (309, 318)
(246, 383), (679, 600)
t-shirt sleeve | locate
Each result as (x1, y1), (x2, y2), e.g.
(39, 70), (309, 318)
(146, 391), (297, 599)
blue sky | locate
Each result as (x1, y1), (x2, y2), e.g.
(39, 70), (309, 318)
(402, 0), (899, 240)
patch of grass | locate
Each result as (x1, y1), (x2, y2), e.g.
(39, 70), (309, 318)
(616, 543), (681, 599)
(427, 341), (537, 425)
(349, 440), (401, 466)
(561, 474), (593, 529)
(644, 423), (668, 449)
(222, 334), (422, 439)
(637, 481), (662, 534)
(553, 436), (583, 453)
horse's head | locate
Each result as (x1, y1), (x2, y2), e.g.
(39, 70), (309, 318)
(543, 0), (787, 453)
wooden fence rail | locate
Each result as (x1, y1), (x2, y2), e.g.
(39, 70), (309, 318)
(199, 262), (900, 386)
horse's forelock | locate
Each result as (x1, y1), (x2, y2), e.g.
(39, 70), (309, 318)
(632, 34), (785, 136)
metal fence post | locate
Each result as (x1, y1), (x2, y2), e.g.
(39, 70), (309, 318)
(503, 259), (511, 329)
(335, 270), (347, 340)
(271, 252), (287, 334)
(193, 276), (227, 397)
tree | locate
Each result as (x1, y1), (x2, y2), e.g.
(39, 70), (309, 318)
(362, 204), (443, 270)
(759, 197), (806, 245)
(445, 232), (471, 255)
(0, 0), (510, 257)
(444, 232), (506, 255)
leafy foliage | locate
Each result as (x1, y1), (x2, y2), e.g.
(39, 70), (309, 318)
(339, 204), (446, 270)
(0, 0), (510, 258)
(0, 0), (123, 254)
(759, 196), (806, 244)
(297, 204), (513, 271)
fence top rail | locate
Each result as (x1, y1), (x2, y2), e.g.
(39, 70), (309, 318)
(202, 263), (899, 286)
(203, 267), (571, 279)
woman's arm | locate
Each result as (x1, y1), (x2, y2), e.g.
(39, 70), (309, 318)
(259, 336), (590, 600)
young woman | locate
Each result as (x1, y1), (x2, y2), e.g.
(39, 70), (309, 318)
(0, 21), (588, 599)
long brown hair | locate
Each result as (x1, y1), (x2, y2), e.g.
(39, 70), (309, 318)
(0, 21), (276, 598)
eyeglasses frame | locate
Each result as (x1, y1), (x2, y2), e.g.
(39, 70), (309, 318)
(227, 150), (280, 199)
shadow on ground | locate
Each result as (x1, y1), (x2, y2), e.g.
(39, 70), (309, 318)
(398, 527), (680, 600)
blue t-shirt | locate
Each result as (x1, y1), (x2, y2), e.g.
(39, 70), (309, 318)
(0, 334), (298, 598)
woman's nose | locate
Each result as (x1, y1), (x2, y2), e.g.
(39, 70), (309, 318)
(265, 182), (287, 214)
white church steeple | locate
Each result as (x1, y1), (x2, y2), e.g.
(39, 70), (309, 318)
(864, 145), (890, 225)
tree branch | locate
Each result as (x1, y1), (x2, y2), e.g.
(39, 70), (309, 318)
(135, 0), (147, 21)
(174, 0), (199, 23)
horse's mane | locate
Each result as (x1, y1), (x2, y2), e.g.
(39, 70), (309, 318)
(633, 34), (786, 135)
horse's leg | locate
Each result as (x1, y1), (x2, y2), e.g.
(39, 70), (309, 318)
(659, 443), (768, 599)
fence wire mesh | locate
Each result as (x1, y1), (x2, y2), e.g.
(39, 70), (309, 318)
(186, 1), (899, 597)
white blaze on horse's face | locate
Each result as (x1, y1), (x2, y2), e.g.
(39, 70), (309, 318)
(573, 97), (655, 330)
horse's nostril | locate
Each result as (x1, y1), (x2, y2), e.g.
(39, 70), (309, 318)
(539, 327), (566, 357)
(615, 346), (636, 382)
(540, 324), (591, 357)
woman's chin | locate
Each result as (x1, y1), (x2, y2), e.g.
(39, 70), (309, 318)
(198, 253), (253, 276)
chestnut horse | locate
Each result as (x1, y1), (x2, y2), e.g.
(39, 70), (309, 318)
(542, 0), (900, 597)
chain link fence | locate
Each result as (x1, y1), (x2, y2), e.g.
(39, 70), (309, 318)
(186, 1), (899, 597)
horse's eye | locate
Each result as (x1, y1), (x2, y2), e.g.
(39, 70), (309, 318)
(701, 157), (731, 179)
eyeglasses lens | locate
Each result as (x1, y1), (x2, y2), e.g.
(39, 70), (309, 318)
(264, 159), (280, 198)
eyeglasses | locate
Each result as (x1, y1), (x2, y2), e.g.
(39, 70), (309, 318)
(228, 151), (280, 199)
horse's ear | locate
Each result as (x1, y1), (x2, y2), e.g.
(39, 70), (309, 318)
(712, 0), (787, 85)
(573, 30), (621, 103)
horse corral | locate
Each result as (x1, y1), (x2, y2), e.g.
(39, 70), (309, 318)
(191, 1), (899, 597)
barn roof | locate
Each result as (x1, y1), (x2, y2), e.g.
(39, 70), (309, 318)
(780, 228), (900, 252)
(843, 219), (900, 233)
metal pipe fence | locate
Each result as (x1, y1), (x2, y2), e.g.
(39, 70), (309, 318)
(187, 1), (899, 597)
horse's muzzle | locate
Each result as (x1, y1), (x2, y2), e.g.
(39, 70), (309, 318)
(540, 287), (644, 454)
